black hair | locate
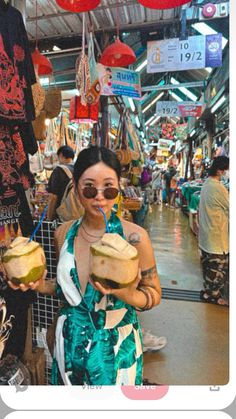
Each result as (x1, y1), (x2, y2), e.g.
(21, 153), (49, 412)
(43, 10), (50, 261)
(73, 146), (121, 186)
(57, 145), (75, 159)
(208, 156), (229, 176)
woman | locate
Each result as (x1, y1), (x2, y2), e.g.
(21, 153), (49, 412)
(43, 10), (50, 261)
(8, 146), (161, 385)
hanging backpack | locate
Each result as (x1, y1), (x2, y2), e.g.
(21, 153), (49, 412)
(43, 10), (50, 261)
(56, 165), (84, 222)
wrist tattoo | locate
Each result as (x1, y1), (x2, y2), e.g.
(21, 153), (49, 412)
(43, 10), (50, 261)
(128, 232), (141, 245)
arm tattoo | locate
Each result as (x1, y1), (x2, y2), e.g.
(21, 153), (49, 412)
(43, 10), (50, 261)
(128, 232), (141, 245)
(141, 266), (157, 283)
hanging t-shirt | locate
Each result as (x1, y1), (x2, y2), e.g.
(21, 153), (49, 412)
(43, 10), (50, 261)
(0, 185), (36, 359)
(0, 5), (36, 124)
(0, 124), (32, 194)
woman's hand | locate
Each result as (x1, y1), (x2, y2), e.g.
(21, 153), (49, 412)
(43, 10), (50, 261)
(7, 270), (48, 293)
(91, 269), (142, 307)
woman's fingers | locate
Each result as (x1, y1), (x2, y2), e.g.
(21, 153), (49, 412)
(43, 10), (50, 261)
(93, 281), (111, 295)
(7, 270), (48, 292)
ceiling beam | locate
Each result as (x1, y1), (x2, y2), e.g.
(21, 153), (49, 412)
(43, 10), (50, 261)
(142, 81), (205, 92)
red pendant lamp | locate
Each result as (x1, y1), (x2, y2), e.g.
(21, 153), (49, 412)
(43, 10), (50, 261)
(99, 4), (136, 67)
(31, 0), (53, 76)
(56, 0), (100, 12)
(32, 48), (53, 75)
(137, 0), (190, 9)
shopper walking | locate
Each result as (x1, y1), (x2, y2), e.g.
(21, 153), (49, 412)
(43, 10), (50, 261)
(198, 156), (229, 306)
(47, 146), (75, 221)
(152, 166), (162, 204)
(9, 146), (162, 385)
(164, 165), (177, 206)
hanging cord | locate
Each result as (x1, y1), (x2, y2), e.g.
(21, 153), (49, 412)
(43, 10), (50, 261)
(77, 13), (91, 105)
(116, 1), (120, 40)
(35, 0), (38, 49)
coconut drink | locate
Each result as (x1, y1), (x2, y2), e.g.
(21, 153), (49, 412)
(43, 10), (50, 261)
(90, 233), (139, 289)
(2, 237), (46, 286)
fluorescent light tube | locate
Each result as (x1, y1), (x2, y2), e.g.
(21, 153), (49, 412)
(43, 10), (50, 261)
(192, 22), (228, 49)
(128, 97), (135, 112)
(171, 77), (198, 101)
(135, 59), (147, 72)
(211, 95), (226, 113)
(135, 116), (141, 128)
(150, 115), (161, 126)
(143, 92), (164, 113)
(145, 115), (155, 126)
(170, 91), (183, 102)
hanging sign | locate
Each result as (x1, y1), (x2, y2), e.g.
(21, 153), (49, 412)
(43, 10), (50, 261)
(158, 139), (174, 150)
(97, 64), (142, 99)
(175, 123), (188, 140)
(147, 34), (222, 73)
(156, 101), (202, 117)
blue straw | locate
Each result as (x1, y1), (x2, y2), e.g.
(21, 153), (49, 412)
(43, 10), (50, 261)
(28, 205), (48, 242)
(98, 207), (109, 233)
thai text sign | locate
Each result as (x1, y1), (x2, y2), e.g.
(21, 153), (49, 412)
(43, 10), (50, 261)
(97, 64), (141, 99)
(156, 101), (202, 117)
(147, 34), (222, 73)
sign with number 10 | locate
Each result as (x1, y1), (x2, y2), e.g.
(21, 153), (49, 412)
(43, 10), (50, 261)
(147, 34), (222, 73)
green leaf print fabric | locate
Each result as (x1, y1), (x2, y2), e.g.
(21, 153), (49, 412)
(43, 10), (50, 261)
(51, 211), (143, 385)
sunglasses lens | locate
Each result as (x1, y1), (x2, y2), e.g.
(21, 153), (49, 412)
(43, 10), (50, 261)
(104, 188), (119, 199)
(82, 186), (97, 199)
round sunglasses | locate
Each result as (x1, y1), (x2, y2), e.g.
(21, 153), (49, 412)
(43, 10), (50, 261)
(81, 186), (119, 200)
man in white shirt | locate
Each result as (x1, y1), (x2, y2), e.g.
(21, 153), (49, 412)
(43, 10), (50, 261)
(198, 156), (229, 306)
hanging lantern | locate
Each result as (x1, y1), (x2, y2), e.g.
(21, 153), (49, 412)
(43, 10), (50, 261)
(137, 0), (190, 9)
(99, 38), (136, 67)
(32, 48), (53, 76)
(69, 96), (99, 124)
(56, 0), (100, 12)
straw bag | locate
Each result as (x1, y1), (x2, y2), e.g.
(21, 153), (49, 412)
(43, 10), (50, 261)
(31, 76), (45, 118)
(85, 32), (101, 104)
(75, 14), (90, 105)
(43, 121), (58, 170)
(44, 83), (62, 119)
(32, 110), (47, 141)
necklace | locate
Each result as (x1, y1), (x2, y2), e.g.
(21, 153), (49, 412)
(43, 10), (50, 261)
(81, 223), (105, 238)
(80, 228), (103, 244)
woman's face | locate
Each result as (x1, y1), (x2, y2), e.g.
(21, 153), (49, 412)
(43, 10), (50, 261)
(76, 162), (119, 218)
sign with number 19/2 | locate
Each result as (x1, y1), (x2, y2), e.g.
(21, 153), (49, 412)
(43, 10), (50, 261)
(147, 34), (222, 73)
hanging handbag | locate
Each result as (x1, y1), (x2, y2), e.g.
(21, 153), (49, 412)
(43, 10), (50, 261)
(85, 32), (101, 104)
(29, 142), (44, 173)
(43, 121), (58, 170)
(44, 77), (62, 119)
(32, 110), (47, 141)
(31, 74), (46, 118)
(75, 14), (91, 105)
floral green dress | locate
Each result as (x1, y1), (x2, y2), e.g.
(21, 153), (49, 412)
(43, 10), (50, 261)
(51, 211), (143, 385)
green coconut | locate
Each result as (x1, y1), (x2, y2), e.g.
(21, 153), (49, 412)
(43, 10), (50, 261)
(3, 237), (46, 285)
(90, 233), (139, 289)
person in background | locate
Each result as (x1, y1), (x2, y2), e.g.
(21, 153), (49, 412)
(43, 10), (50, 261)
(47, 146), (75, 221)
(152, 166), (162, 205)
(164, 165), (177, 207)
(169, 170), (179, 209)
(199, 156), (229, 306)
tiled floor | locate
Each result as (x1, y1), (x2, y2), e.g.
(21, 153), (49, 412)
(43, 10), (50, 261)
(141, 204), (229, 385)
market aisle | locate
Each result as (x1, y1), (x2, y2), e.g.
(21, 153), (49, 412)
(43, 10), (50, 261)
(141, 299), (229, 385)
(145, 204), (202, 291)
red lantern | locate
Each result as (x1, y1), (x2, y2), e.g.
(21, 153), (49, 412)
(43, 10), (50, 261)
(99, 38), (136, 67)
(32, 48), (53, 75)
(56, 0), (100, 12)
(137, 0), (190, 9)
(69, 96), (99, 124)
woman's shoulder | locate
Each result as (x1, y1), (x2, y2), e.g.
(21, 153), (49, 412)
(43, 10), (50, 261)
(54, 220), (77, 249)
(120, 218), (149, 245)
